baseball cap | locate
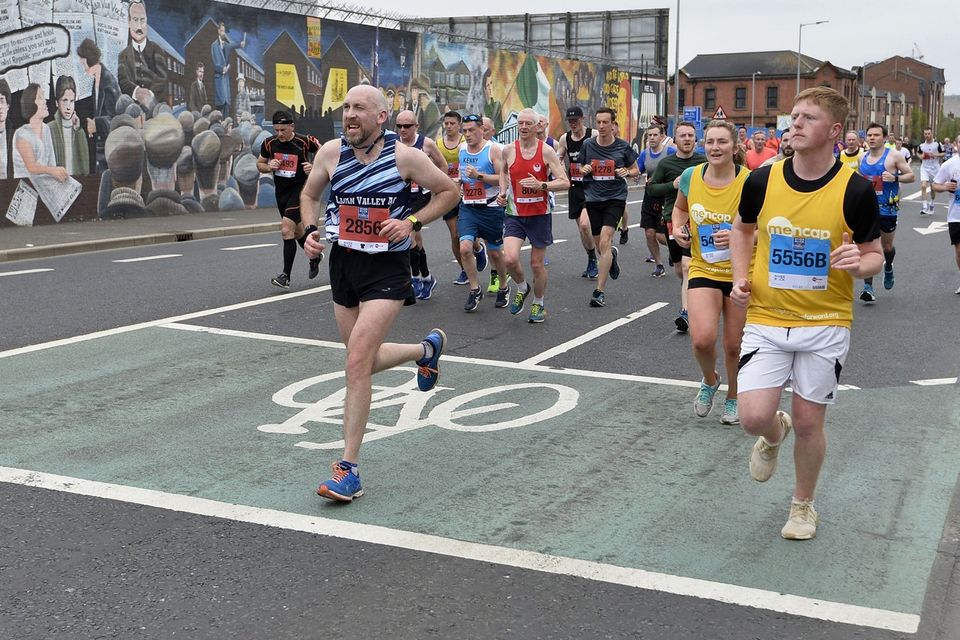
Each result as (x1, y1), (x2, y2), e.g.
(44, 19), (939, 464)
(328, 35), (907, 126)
(272, 110), (294, 125)
(565, 106), (583, 119)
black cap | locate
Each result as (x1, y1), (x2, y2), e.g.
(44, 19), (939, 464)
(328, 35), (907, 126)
(565, 106), (584, 119)
(272, 110), (294, 125)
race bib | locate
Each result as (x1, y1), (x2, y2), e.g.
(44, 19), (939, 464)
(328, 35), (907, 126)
(570, 162), (583, 182)
(447, 162), (459, 179)
(274, 153), (297, 178)
(698, 222), (733, 263)
(409, 180), (420, 193)
(869, 175), (883, 196)
(515, 184), (545, 204)
(591, 159), (616, 181)
(463, 180), (486, 205)
(338, 205), (389, 253)
(768, 234), (830, 290)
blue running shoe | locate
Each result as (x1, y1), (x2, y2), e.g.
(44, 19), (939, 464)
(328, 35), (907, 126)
(694, 373), (721, 417)
(883, 265), (894, 290)
(452, 270), (469, 285)
(609, 246), (621, 280)
(418, 274), (438, 300)
(474, 241), (488, 272)
(859, 283), (876, 303)
(585, 258), (599, 279)
(416, 328), (446, 391)
(675, 308), (689, 332)
(317, 461), (363, 502)
(509, 285), (530, 315)
(410, 277), (422, 299)
(528, 302), (546, 323)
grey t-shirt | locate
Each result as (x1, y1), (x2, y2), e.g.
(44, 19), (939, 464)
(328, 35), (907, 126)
(581, 137), (638, 202)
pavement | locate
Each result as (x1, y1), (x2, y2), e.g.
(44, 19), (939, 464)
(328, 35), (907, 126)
(0, 208), (281, 263)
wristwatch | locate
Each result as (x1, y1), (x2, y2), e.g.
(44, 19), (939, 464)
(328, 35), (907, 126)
(407, 215), (422, 232)
(540, 181), (548, 191)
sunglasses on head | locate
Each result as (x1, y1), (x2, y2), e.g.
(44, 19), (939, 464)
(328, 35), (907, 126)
(396, 123), (416, 128)
(462, 114), (482, 123)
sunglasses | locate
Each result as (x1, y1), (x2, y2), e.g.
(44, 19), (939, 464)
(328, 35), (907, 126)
(396, 123), (416, 128)
(462, 114), (482, 123)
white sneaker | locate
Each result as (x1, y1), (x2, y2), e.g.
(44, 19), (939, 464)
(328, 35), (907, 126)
(955, 284), (960, 295)
(781, 500), (819, 540)
(719, 398), (739, 425)
(749, 411), (792, 482)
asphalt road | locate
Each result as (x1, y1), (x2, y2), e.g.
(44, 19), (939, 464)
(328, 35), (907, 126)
(1, 181), (958, 639)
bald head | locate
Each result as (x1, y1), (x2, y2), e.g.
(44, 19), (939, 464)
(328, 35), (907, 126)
(346, 84), (388, 113)
(395, 109), (416, 125)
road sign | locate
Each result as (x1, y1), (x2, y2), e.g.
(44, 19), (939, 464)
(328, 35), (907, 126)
(712, 105), (727, 120)
(682, 106), (701, 124)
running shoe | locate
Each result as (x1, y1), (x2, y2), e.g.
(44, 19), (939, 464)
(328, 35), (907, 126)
(271, 272), (290, 289)
(464, 287), (483, 312)
(589, 289), (605, 307)
(955, 284), (960, 295)
(317, 461), (363, 502)
(883, 264), (894, 290)
(453, 270), (469, 285)
(750, 411), (792, 482)
(693, 373), (722, 417)
(651, 264), (666, 278)
(720, 398), (739, 425)
(474, 241), (488, 272)
(619, 228), (629, 244)
(645, 255), (656, 263)
(418, 274), (438, 300)
(674, 309), (688, 333)
(410, 277), (423, 299)
(494, 287), (509, 308)
(308, 255), (321, 279)
(416, 328), (446, 391)
(509, 285), (530, 315)
(585, 258), (599, 279)
(487, 270), (501, 294)
(859, 283), (876, 303)
(609, 246), (621, 280)
(580, 257), (591, 278)
(528, 302), (546, 323)
(781, 500), (819, 541)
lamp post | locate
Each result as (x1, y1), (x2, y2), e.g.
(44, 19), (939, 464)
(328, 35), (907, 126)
(796, 20), (828, 96)
(673, 0), (681, 127)
(751, 71), (761, 128)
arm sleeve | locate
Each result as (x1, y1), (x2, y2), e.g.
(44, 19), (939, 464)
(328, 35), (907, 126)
(842, 174), (881, 243)
(636, 151), (646, 174)
(624, 145), (639, 167)
(738, 165), (771, 224)
(645, 161), (674, 197)
(678, 166), (695, 197)
(259, 139), (270, 160)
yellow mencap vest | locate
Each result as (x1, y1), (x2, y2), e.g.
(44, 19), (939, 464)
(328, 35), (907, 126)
(748, 161), (857, 328)
(838, 148), (864, 172)
(437, 134), (465, 178)
(687, 164), (750, 282)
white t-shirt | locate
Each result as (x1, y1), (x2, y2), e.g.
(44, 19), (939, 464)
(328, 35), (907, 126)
(933, 156), (960, 223)
(918, 141), (943, 169)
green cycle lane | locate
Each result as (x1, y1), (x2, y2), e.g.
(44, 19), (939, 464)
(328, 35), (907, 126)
(1, 324), (957, 618)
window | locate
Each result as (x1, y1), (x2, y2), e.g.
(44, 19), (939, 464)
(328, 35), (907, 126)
(678, 88), (685, 109)
(704, 88), (716, 111)
(735, 87), (746, 110)
(766, 85), (778, 110)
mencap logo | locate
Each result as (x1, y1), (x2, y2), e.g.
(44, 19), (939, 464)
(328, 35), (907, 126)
(766, 215), (831, 240)
(690, 204), (707, 225)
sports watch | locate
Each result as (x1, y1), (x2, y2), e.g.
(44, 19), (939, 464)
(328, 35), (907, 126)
(407, 215), (422, 232)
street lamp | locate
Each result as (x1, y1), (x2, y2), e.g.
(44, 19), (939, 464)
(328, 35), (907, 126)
(751, 71), (761, 128)
(797, 20), (828, 96)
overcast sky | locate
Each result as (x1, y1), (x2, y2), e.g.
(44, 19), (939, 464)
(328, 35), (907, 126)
(359, 0), (955, 95)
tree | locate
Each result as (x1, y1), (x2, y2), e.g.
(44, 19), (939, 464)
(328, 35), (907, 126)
(909, 106), (927, 140)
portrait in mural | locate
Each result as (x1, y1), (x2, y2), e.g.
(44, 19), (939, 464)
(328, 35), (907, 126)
(0, 0), (650, 228)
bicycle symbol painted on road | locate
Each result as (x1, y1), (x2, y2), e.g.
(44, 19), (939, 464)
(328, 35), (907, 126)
(258, 367), (579, 450)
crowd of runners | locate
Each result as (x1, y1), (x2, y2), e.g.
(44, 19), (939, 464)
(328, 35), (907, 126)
(252, 83), (960, 542)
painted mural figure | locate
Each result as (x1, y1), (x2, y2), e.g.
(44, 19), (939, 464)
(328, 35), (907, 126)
(117, 1), (168, 107)
(0, 80), (10, 180)
(482, 68), (503, 132)
(12, 84), (67, 182)
(50, 76), (91, 176)
(236, 75), (251, 117)
(411, 75), (440, 139)
(77, 38), (121, 174)
(188, 62), (208, 113)
(211, 21), (246, 117)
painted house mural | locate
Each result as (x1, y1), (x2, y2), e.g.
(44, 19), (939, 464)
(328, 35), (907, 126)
(0, 0), (651, 227)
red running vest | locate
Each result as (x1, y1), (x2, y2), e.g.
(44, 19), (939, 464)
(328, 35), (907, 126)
(509, 140), (549, 216)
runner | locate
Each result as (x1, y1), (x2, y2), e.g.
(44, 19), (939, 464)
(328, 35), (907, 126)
(672, 120), (750, 425)
(857, 122), (914, 302)
(760, 129), (792, 167)
(932, 141), (960, 294)
(744, 130), (776, 170)
(554, 106), (599, 279)
(437, 111), (487, 284)
(395, 109), (446, 300)
(256, 110), (322, 289)
(482, 115), (506, 294)
(838, 130), (864, 171)
(635, 123), (676, 277)
(647, 121), (706, 330)
(730, 86), (881, 540)
(497, 108), (569, 323)
(580, 107), (639, 307)
(457, 114), (509, 312)
(917, 128), (944, 215)
(299, 84), (459, 502)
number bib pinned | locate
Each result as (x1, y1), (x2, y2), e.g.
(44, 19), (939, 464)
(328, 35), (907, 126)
(569, 162), (583, 182)
(698, 222), (732, 263)
(339, 205), (389, 253)
(274, 153), (297, 178)
(463, 180), (486, 205)
(591, 159), (616, 181)
(768, 234), (830, 290)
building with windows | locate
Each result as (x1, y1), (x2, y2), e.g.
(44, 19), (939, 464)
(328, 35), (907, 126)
(857, 56), (945, 137)
(671, 51), (858, 130)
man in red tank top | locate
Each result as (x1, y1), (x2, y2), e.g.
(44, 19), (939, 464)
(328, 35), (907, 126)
(497, 108), (569, 323)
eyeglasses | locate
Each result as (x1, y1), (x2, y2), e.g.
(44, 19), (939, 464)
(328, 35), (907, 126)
(462, 114), (482, 123)
(396, 123), (416, 129)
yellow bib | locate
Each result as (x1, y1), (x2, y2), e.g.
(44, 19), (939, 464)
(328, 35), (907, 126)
(687, 164), (750, 282)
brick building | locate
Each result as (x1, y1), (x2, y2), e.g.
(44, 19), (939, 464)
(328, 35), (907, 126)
(858, 56), (945, 137)
(671, 51), (858, 130)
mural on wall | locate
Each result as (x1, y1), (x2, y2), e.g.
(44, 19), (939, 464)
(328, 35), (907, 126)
(0, 0), (650, 227)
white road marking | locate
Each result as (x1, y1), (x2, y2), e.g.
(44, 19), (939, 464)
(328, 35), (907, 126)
(0, 268), (54, 277)
(219, 243), (278, 251)
(520, 302), (670, 366)
(521, 239), (567, 251)
(0, 286), (331, 360)
(910, 377), (958, 386)
(913, 221), (949, 235)
(0, 466), (919, 634)
(901, 191), (921, 201)
(112, 254), (182, 263)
